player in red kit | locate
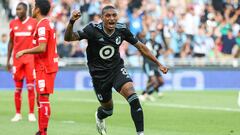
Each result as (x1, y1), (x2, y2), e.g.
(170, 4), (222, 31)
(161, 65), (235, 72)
(6, 2), (37, 122)
(16, 0), (58, 134)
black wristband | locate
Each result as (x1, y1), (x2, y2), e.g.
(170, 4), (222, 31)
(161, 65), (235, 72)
(69, 19), (75, 25)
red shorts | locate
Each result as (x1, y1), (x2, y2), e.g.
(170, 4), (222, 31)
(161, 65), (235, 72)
(12, 61), (35, 82)
(36, 70), (57, 94)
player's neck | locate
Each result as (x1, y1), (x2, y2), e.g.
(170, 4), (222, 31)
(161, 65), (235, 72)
(19, 16), (27, 22)
(36, 15), (47, 22)
(103, 24), (115, 36)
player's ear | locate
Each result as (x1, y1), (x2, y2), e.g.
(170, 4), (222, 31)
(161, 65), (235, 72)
(35, 7), (40, 14)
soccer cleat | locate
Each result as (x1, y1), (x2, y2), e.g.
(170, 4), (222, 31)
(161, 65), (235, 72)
(35, 131), (41, 135)
(95, 111), (107, 135)
(137, 131), (144, 135)
(139, 95), (146, 102)
(11, 113), (22, 122)
(35, 131), (46, 135)
(158, 92), (164, 98)
(28, 113), (36, 122)
(146, 95), (155, 102)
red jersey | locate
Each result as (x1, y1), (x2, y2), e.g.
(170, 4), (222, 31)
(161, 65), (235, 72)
(33, 18), (58, 73)
(9, 17), (37, 64)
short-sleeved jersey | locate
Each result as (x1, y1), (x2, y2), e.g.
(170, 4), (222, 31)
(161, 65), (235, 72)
(143, 39), (162, 67)
(33, 18), (58, 73)
(9, 17), (37, 64)
(76, 22), (138, 74)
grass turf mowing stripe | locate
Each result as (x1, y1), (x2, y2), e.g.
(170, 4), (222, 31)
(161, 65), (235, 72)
(56, 98), (240, 112)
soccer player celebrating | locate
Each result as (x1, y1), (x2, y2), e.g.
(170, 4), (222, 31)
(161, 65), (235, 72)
(65, 6), (168, 135)
(7, 2), (37, 122)
(16, 0), (58, 135)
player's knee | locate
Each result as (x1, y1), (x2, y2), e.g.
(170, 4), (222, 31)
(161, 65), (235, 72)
(26, 81), (34, 90)
(26, 79), (34, 84)
(38, 94), (49, 102)
(15, 80), (23, 90)
(127, 93), (142, 111)
(159, 80), (164, 86)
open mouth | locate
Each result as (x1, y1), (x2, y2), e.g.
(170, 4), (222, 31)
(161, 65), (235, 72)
(109, 22), (115, 25)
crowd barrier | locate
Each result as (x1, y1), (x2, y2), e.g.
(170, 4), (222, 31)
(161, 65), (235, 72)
(0, 67), (239, 91)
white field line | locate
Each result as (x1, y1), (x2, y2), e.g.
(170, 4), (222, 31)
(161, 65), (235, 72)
(57, 98), (240, 112)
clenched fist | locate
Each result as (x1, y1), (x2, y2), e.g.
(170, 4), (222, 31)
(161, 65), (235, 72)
(159, 65), (169, 74)
(70, 10), (81, 22)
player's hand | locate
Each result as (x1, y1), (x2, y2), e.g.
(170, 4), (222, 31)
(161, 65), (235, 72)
(6, 62), (12, 72)
(70, 10), (81, 21)
(159, 65), (169, 74)
(16, 51), (24, 59)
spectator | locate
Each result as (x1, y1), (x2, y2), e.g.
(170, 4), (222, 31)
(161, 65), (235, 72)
(192, 25), (209, 58)
(2, 0), (240, 67)
(169, 26), (188, 58)
(57, 41), (73, 58)
(217, 29), (236, 58)
(0, 33), (8, 56)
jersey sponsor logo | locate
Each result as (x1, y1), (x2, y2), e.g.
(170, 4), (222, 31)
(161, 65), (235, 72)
(115, 36), (121, 45)
(38, 27), (46, 36)
(99, 45), (115, 59)
(15, 32), (31, 36)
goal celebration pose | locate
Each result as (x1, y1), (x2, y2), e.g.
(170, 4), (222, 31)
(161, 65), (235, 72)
(65, 5), (168, 135)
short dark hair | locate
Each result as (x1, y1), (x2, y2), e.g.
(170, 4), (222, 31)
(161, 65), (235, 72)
(35, 0), (51, 16)
(18, 2), (28, 11)
(102, 5), (116, 15)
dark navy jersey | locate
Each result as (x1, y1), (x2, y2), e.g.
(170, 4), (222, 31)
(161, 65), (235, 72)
(143, 39), (162, 66)
(76, 22), (138, 76)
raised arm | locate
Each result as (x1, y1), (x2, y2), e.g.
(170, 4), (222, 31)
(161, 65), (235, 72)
(133, 41), (169, 74)
(64, 10), (81, 41)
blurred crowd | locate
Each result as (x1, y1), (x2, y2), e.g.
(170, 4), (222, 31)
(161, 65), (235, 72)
(1, 0), (240, 67)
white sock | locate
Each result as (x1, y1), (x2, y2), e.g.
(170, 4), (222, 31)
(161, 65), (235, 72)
(137, 131), (144, 135)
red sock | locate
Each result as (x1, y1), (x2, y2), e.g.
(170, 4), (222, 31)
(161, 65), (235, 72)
(27, 83), (35, 113)
(14, 81), (23, 114)
(38, 95), (51, 135)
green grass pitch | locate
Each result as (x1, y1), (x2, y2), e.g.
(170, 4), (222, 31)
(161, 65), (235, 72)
(0, 90), (240, 135)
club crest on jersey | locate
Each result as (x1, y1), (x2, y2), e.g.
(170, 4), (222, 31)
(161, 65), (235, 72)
(115, 36), (121, 45)
(28, 25), (33, 30)
(99, 45), (115, 59)
(14, 26), (18, 30)
(38, 27), (46, 36)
